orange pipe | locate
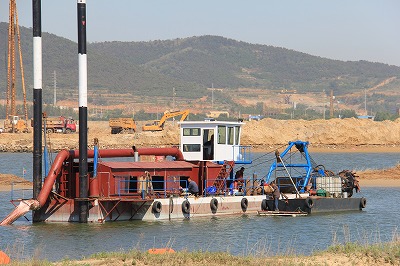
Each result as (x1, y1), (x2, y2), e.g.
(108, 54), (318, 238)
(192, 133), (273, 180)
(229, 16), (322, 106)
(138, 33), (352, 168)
(37, 149), (70, 206)
(69, 147), (184, 161)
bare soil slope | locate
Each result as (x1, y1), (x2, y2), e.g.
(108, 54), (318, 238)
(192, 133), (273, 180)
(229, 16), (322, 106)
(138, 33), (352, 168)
(242, 118), (400, 150)
(0, 118), (399, 152)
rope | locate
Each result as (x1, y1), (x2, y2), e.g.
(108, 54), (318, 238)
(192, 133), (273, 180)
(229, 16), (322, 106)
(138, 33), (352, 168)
(238, 144), (288, 173)
(251, 144), (287, 162)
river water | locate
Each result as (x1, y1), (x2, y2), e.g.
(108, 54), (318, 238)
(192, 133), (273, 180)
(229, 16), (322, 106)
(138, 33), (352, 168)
(0, 152), (399, 261)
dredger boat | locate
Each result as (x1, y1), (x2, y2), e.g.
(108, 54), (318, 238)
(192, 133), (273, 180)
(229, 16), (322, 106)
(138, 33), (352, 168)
(1, 123), (366, 224)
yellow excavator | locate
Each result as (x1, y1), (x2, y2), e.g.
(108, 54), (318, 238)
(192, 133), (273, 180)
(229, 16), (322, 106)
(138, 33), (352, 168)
(142, 109), (190, 131)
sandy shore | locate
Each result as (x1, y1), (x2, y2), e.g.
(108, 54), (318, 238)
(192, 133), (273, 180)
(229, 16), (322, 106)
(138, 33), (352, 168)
(0, 183), (32, 192)
(252, 145), (400, 153)
(361, 178), (400, 187)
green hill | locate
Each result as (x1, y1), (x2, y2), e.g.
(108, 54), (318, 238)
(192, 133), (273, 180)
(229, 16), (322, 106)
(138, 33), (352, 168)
(1, 22), (400, 108)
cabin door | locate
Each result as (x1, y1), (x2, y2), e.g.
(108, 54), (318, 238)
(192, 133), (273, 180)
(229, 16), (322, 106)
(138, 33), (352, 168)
(203, 129), (214, 160)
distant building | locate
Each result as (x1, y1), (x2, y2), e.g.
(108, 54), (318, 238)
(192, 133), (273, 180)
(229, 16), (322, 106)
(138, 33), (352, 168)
(248, 115), (264, 121)
(207, 111), (229, 118)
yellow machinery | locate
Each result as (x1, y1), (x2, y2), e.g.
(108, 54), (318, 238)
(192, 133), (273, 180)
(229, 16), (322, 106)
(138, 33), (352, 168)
(142, 110), (190, 131)
(4, 0), (30, 133)
(109, 118), (137, 134)
(4, 115), (29, 133)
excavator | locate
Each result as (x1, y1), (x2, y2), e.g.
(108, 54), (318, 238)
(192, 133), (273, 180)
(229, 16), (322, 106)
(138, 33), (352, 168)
(142, 109), (190, 131)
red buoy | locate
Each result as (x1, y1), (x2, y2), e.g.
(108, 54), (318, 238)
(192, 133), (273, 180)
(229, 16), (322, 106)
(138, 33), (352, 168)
(148, 248), (175, 254)
(0, 251), (10, 264)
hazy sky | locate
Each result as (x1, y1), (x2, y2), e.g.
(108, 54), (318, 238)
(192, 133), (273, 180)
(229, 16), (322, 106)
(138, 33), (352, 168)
(1, 0), (399, 66)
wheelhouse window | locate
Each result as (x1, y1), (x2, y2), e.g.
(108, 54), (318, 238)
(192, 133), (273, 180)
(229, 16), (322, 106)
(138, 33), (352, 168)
(218, 126), (226, 144)
(227, 127), (234, 145)
(183, 128), (200, 136)
(183, 144), (201, 152)
(235, 126), (240, 145)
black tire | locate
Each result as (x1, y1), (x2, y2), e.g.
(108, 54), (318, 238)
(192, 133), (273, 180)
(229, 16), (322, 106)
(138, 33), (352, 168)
(152, 201), (162, 213)
(65, 128), (72, 134)
(182, 200), (190, 214)
(210, 198), (218, 211)
(241, 197), (248, 212)
(261, 199), (268, 211)
(305, 198), (314, 209)
(360, 197), (367, 209)
(169, 197), (174, 213)
(46, 128), (53, 134)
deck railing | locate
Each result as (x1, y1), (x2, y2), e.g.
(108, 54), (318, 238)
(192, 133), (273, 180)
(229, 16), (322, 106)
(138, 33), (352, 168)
(114, 177), (267, 199)
(115, 178), (189, 199)
(10, 182), (32, 201)
(204, 177), (265, 197)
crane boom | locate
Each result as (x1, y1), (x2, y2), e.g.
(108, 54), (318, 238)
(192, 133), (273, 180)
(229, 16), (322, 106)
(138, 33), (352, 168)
(4, 0), (29, 133)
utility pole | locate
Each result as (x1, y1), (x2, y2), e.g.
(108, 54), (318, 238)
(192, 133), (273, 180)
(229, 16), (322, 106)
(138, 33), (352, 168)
(364, 89), (367, 115)
(329, 89), (334, 118)
(172, 87), (176, 124)
(53, 70), (57, 106)
(322, 89), (326, 120)
(173, 87), (176, 110)
(211, 83), (214, 109)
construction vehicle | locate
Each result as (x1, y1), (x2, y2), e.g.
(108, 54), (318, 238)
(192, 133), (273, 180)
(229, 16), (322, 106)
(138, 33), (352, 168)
(109, 118), (136, 134)
(4, 0), (30, 133)
(43, 116), (76, 134)
(3, 115), (30, 133)
(142, 110), (190, 131)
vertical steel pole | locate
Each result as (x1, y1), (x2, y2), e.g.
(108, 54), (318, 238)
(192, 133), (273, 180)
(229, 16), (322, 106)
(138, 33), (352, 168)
(32, 0), (42, 222)
(78, 0), (88, 223)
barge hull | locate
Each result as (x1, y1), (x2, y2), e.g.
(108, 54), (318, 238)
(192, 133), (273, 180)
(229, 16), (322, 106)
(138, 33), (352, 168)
(37, 195), (267, 222)
(37, 195), (365, 222)
(265, 196), (365, 214)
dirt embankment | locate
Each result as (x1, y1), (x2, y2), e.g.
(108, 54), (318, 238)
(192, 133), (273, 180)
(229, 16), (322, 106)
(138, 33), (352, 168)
(0, 118), (400, 152)
(242, 118), (400, 151)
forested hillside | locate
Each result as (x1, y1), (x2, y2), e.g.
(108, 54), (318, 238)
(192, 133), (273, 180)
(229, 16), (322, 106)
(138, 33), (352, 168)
(1, 22), (399, 110)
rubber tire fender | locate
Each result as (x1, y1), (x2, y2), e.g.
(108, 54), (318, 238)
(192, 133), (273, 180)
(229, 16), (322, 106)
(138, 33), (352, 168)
(182, 199), (191, 214)
(360, 197), (367, 209)
(241, 197), (249, 212)
(152, 201), (162, 213)
(169, 197), (174, 213)
(210, 198), (218, 211)
(305, 198), (314, 209)
(261, 199), (268, 211)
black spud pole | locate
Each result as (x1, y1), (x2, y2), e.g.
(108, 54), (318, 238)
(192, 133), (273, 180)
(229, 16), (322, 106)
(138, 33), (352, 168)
(32, 0), (42, 222)
(78, 0), (88, 223)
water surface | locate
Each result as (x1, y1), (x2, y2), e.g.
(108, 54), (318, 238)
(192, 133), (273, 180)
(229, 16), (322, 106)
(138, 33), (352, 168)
(0, 152), (399, 261)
